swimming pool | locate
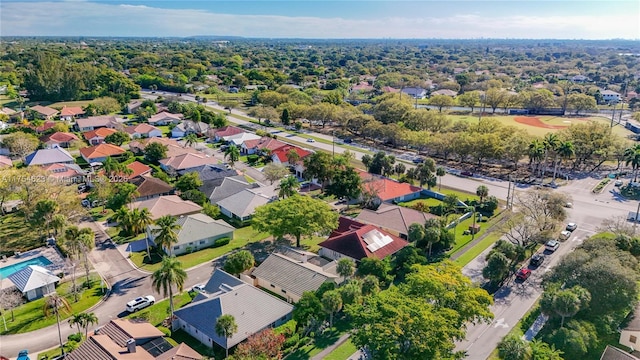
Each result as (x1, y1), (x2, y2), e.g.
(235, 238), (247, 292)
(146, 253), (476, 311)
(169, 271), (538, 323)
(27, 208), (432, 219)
(0, 256), (53, 279)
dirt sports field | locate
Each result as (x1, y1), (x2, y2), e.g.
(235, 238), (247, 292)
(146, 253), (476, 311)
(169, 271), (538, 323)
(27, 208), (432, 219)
(449, 114), (630, 137)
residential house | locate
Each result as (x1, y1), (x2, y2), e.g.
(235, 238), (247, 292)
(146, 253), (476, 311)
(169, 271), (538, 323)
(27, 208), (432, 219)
(66, 319), (202, 360)
(318, 216), (409, 262)
(600, 346), (640, 360)
(8, 265), (59, 301)
(40, 132), (80, 148)
(251, 247), (340, 303)
(159, 153), (217, 175)
(271, 145), (311, 178)
(30, 105), (58, 120)
(207, 125), (245, 142)
(178, 164), (240, 199)
(35, 121), (57, 134)
(431, 89), (458, 97)
(147, 213), (235, 255)
(76, 115), (121, 131)
(208, 176), (258, 204)
(360, 173), (423, 207)
(24, 146), (74, 166)
(401, 87), (427, 99)
(130, 175), (174, 201)
(126, 161), (153, 179)
(172, 269), (294, 351)
(147, 111), (183, 126)
(130, 195), (202, 220)
(82, 127), (118, 145)
(224, 132), (262, 147)
(79, 143), (126, 164)
(350, 82), (375, 93)
(171, 120), (209, 138)
(124, 123), (163, 139)
(129, 137), (199, 158)
(241, 136), (287, 155)
(572, 74), (589, 83)
(620, 304), (640, 351)
(0, 135), (9, 156)
(356, 203), (438, 239)
(126, 99), (143, 114)
(42, 163), (86, 184)
(1, 107), (18, 119)
(59, 106), (85, 121)
(216, 184), (278, 222)
(381, 86), (400, 93)
(0, 155), (12, 168)
(602, 89), (622, 103)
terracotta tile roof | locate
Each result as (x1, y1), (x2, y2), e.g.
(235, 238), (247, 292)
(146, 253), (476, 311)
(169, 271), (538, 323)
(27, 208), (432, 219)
(318, 217), (409, 261)
(243, 137), (287, 151)
(124, 123), (161, 135)
(35, 121), (57, 132)
(79, 143), (126, 160)
(42, 163), (85, 179)
(31, 105), (58, 117)
(60, 106), (85, 117)
(210, 125), (244, 138)
(40, 132), (79, 144)
(129, 137), (199, 158)
(83, 127), (118, 140)
(360, 173), (423, 201)
(155, 343), (203, 360)
(130, 175), (173, 198)
(126, 161), (152, 178)
(159, 153), (217, 171)
(272, 145), (311, 163)
(382, 86), (400, 93)
(148, 111), (183, 124)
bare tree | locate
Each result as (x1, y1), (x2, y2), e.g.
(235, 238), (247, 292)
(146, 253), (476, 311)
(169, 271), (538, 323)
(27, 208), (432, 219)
(598, 216), (636, 237)
(0, 288), (24, 327)
(502, 215), (541, 248)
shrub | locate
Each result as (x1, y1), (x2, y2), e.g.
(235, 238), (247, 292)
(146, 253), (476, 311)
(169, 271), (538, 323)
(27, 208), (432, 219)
(157, 326), (171, 336)
(274, 320), (297, 337)
(247, 154), (260, 164)
(213, 237), (231, 248)
(283, 333), (300, 349)
(67, 332), (82, 342)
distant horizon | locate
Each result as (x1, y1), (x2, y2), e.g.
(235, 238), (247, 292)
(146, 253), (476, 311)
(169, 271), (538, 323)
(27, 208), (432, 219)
(1, 0), (638, 40)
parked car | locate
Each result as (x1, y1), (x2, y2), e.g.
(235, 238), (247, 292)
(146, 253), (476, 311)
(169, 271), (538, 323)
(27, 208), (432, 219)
(306, 138), (315, 143)
(516, 268), (532, 281)
(126, 295), (155, 313)
(81, 199), (91, 208)
(530, 253), (545, 267)
(545, 239), (560, 252)
(192, 284), (206, 293)
(412, 157), (425, 164)
(566, 223), (577, 231)
(559, 230), (571, 240)
(615, 180), (624, 187)
(460, 171), (473, 177)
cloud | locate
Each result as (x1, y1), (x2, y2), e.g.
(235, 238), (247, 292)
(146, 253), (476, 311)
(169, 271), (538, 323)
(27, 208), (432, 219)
(0, 1), (638, 39)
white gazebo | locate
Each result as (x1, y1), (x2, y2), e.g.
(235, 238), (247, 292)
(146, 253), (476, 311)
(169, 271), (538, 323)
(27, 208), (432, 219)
(8, 265), (59, 301)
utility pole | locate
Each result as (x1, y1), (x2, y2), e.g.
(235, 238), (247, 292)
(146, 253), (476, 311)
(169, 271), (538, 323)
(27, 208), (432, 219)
(611, 102), (618, 128)
(506, 175), (512, 210)
(635, 201), (640, 234)
(332, 131), (335, 158)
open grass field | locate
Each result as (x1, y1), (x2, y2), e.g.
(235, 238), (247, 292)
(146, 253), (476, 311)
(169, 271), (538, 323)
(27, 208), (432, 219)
(48, 100), (93, 109)
(0, 212), (45, 254)
(447, 113), (630, 137)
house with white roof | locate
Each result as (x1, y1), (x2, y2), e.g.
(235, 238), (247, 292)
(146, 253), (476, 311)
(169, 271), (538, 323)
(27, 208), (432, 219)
(8, 265), (60, 301)
(224, 132), (261, 147)
(24, 146), (75, 166)
(602, 89), (621, 103)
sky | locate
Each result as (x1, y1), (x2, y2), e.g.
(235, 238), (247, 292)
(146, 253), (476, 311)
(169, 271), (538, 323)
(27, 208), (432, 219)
(1, 0), (639, 39)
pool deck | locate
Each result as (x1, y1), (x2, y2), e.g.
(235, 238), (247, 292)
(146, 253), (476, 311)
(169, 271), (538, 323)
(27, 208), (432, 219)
(0, 246), (66, 289)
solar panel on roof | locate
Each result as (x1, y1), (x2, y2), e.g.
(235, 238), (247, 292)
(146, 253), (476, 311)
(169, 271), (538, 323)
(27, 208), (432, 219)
(363, 229), (393, 252)
(141, 337), (173, 357)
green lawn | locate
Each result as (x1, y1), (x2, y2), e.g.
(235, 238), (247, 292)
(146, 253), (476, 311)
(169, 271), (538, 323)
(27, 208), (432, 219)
(48, 100), (93, 109)
(324, 339), (358, 360)
(1, 275), (105, 335)
(0, 211), (45, 254)
(129, 226), (270, 272)
(125, 292), (193, 326)
(452, 231), (502, 267)
(286, 317), (352, 360)
(447, 212), (503, 255)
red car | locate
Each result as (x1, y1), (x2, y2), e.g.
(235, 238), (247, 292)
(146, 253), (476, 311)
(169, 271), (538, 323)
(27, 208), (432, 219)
(516, 268), (532, 281)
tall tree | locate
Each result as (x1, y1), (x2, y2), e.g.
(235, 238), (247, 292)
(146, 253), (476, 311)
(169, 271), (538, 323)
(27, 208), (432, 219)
(152, 256), (187, 322)
(540, 285), (591, 328)
(336, 258), (355, 282)
(224, 144), (241, 168)
(497, 334), (531, 360)
(263, 163), (290, 184)
(303, 152), (333, 191)
(278, 176), (300, 198)
(2, 132), (39, 161)
(43, 294), (72, 356)
(183, 133), (198, 148)
(321, 290), (343, 327)
(436, 166), (446, 191)
(144, 142), (168, 164)
(252, 195), (339, 247)
(476, 185), (489, 203)
(153, 215), (180, 255)
(415, 158), (437, 188)
(223, 250), (255, 276)
(215, 314), (238, 358)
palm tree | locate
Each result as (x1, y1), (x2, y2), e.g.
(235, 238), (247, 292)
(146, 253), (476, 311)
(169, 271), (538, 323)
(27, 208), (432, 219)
(278, 176), (300, 198)
(78, 232), (95, 288)
(476, 185), (489, 203)
(113, 207), (132, 235)
(541, 133), (560, 179)
(625, 144), (640, 182)
(69, 313), (84, 335)
(82, 312), (98, 339)
(129, 208), (152, 235)
(436, 166), (446, 191)
(44, 294), (72, 356)
(63, 226), (94, 260)
(528, 139), (545, 176)
(184, 133), (198, 148)
(51, 215), (67, 237)
(224, 144), (241, 168)
(215, 314), (238, 358)
(554, 140), (575, 181)
(152, 256), (187, 325)
(153, 215), (181, 255)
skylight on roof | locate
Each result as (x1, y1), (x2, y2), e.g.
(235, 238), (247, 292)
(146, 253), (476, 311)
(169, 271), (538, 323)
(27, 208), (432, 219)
(362, 229), (393, 252)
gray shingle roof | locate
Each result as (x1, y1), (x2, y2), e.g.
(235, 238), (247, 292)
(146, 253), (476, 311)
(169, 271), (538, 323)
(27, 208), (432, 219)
(216, 185), (277, 218)
(251, 251), (339, 298)
(178, 165), (239, 182)
(24, 146), (74, 166)
(8, 265), (59, 293)
(601, 346), (640, 360)
(174, 269), (293, 349)
(149, 213), (235, 247)
(208, 177), (257, 203)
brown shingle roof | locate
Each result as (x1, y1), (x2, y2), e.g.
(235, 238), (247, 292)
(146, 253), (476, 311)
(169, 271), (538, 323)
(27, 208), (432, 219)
(124, 123), (161, 135)
(159, 153), (217, 171)
(356, 203), (437, 236)
(130, 175), (173, 198)
(31, 105), (58, 117)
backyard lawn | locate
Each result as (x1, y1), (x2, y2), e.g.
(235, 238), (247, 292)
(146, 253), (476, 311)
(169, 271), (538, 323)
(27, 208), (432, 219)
(285, 317), (352, 360)
(0, 211), (45, 253)
(129, 225), (270, 272)
(1, 274), (105, 335)
(324, 339), (358, 360)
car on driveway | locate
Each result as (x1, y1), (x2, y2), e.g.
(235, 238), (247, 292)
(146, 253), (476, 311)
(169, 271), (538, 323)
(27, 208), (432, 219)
(126, 295), (155, 313)
(566, 223), (577, 231)
(545, 239), (560, 252)
(530, 253), (545, 267)
(516, 268), (532, 281)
